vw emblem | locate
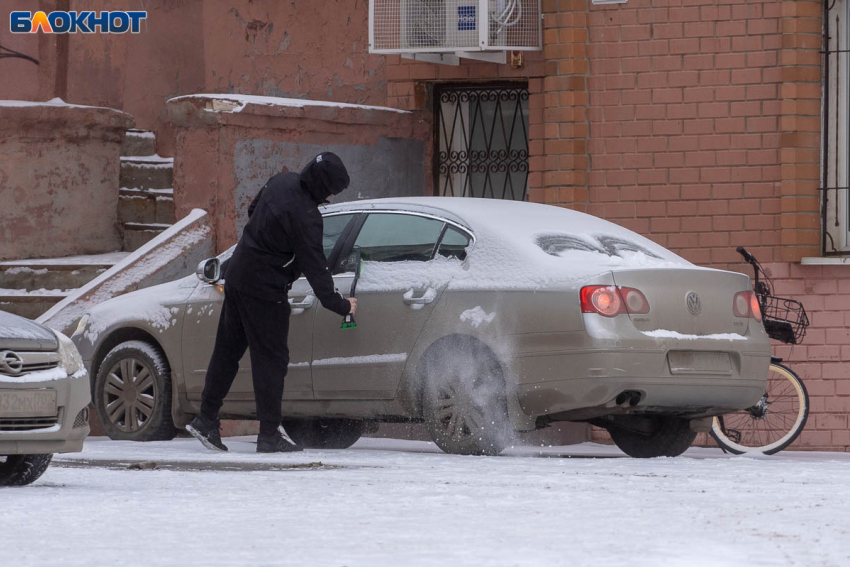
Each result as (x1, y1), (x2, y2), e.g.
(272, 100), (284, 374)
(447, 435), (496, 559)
(0, 350), (24, 375)
(686, 291), (701, 315)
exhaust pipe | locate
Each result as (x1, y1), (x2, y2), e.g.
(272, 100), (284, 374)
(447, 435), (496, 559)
(614, 390), (642, 407)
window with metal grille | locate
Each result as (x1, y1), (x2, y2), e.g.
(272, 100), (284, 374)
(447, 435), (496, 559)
(435, 84), (529, 200)
(822, 0), (850, 254)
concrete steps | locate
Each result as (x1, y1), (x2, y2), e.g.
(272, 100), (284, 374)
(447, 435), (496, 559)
(122, 222), (171, 252)
(0, 253), (127, 319)
(118, 130), (175, 252)
(118, 188), (175, 225)
(120, 155), (174, 190)
(122, 129), (156, 157)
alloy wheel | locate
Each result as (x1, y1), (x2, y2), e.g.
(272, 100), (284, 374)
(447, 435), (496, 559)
(103, 358), (157, 433)
(433, 380), (487, 443)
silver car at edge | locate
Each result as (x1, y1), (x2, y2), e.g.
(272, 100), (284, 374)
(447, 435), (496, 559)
(1, 311), (90, 485)
(72, 198), (770, 457)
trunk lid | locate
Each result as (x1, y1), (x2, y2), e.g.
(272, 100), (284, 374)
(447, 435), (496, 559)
(611, 268), (750, 336)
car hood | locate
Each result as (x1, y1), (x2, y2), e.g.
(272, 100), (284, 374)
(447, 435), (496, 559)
(82, 276), (199, 346)
(0, 310), (59, 352)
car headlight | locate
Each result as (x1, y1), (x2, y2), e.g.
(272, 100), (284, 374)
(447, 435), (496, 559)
(54, 330), (85, 376)
(71, 314), (89, 339)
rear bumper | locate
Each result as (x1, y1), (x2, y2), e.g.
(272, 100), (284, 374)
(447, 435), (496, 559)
(509, 322), (771, 419)
(0, 371), (91, 455)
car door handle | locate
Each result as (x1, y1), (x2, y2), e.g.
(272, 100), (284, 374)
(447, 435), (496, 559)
(403, 288), (436, 305)
(289, 295), (315, 312)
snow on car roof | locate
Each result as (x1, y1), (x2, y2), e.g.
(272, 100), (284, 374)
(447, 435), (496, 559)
(327, 197), (686, 264)
(333, 198), (696, 293)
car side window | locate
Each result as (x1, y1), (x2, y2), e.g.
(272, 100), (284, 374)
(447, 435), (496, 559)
(322, 214), (356, 259)
(436, 226), (472, 261)
(351, 213), (444, 263)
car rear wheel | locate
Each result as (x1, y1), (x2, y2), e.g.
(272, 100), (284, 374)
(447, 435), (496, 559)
(422, 339), (510, 456)
(609, 416), (696, 458)
(0, 454), (53, 486)
(94, 340), (177, 442)
(280, 419), (365, 449)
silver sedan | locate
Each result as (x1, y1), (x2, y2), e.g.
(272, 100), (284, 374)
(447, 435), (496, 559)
(72, 198), (771, 457)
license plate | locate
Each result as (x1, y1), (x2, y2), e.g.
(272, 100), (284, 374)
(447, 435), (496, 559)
(0, 390), (58, 418)
(668, 351), (732, 375)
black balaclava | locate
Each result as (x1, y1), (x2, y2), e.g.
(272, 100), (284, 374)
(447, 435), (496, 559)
(299, 152), (350, 204)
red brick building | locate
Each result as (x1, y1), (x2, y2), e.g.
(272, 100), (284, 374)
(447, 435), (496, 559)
(2, 0), (848, 449)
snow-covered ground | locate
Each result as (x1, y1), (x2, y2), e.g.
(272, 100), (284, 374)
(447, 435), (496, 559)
(2, 437), (849, 567)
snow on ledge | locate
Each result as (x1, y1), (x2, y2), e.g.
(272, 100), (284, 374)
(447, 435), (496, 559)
(167, 93), (410, 115)
(0, 97), (120, 111)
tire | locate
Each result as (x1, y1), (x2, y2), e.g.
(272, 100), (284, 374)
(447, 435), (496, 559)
(609, 417), (697, 458)
(422, 338), (510, 456)
(94, 340), (177, 442)
(280, 419), (365, 449)
(0, 454), (53, 486)
(710, 363), (809, 455)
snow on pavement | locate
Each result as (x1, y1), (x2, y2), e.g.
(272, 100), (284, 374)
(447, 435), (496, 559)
(2, 437), (849, 567)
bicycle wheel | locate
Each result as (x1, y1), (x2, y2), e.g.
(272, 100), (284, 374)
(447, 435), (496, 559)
(710, 363), (809, 455)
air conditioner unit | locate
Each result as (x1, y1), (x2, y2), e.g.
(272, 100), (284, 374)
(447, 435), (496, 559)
(370, 0), (542, 63)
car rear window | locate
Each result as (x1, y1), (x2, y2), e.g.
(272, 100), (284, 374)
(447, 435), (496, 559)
(353, 213), (444, 262)
(535, 233), (663, 259)
(437, 226), (472, 261)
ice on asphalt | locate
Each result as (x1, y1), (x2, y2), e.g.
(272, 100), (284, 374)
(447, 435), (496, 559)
(2, 437), (848, 567)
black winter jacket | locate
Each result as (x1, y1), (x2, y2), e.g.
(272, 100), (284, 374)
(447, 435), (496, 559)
(224, 153), (351, 316)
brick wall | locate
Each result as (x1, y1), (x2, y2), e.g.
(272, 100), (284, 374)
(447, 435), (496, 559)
(583, 0), (788, 266)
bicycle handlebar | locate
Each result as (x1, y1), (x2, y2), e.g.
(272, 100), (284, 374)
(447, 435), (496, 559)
(736, 246), (755, 264)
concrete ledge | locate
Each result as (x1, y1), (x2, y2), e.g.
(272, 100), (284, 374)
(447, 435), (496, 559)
(38, 209), (213, 335)
(0, 99), (135, 260)
(166, 94), (410, 129)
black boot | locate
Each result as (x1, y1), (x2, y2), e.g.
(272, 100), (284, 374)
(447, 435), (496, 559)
(257, 425), (303, 453)
(186, 414), (228, 452)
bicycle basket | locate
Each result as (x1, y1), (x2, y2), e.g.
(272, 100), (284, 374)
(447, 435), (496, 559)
(759, 295), (809, 344)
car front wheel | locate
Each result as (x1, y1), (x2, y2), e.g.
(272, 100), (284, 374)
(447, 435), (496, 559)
(94, 340), (177, 442)
(0, 454), (53, 486)
(609, 416), (696, 458)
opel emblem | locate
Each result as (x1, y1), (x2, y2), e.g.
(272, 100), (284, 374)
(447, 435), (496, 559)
(686, 291), (701, 315)
(0, 351), (24, 375)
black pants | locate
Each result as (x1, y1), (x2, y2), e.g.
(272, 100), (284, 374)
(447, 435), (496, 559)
(200, 286), (290, 435)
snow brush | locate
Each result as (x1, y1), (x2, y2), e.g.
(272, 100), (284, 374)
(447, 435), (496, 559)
(341, 249), (361, 330)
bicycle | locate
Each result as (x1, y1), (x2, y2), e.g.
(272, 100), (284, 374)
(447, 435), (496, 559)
(709, 247), (811, 455)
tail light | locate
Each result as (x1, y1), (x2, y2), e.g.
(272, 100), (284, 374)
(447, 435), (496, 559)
(733, 291), (762, 322)
(620, 287), (650, 314)
(581, 286), (650, 317)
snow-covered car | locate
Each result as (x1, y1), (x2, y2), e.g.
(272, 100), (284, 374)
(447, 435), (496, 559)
(72, 198), (771, 457)
(1, 311), (90, 485)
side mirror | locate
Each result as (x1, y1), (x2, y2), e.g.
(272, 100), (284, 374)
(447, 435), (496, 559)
(196, 258), (221, 283)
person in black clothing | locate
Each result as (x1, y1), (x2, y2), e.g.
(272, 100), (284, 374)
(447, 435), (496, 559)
(186, 152), (356, 453)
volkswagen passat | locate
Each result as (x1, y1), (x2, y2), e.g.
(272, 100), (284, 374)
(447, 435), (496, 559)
(1, 311), (90, 485)
(72, 198), (770, 457)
